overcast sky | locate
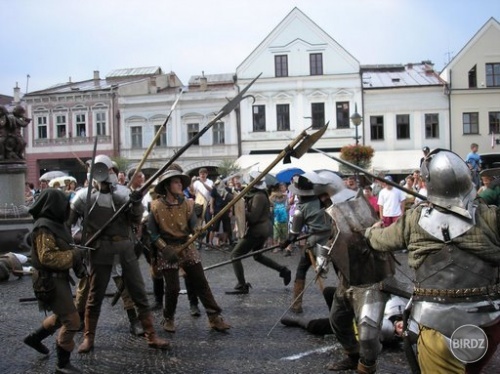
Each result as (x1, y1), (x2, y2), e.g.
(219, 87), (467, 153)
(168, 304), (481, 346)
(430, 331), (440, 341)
(2, 0), (499, 96)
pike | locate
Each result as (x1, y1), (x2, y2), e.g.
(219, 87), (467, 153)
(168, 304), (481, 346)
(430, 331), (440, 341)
(203, 234), (311, 271)
(175, 123), (329, 257)
(310, 147), (427, 201)
(127, 89), (184, 187)
(84, 73), (262, 247)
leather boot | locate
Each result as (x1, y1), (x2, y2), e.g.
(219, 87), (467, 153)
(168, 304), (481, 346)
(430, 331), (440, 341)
(126, 308), (144, 336)
(208, 314), (231, 332)
(280, 316), (310, 329)
(291, 279), (305, 313)
(357, 360), (377, 374)
(55, 345), (82, 374)
(279, 267), (292, 286)
(23, 326), (53, 354)
(140, 313), (170, 349)
(162, 317), (176, 333)
(77, 314), (98, 353)
(326, 353), (360, 371)
(225, 282), (251, 295)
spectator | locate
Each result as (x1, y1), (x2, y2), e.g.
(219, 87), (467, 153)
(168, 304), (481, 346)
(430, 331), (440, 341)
(420, 146), (430, 167)
(371, 172), (385, 197)
(377, 176), (406, 227)
(465, 142), (482, 188)
(270, 183), (289, 250)
(363, 185), (379, 214)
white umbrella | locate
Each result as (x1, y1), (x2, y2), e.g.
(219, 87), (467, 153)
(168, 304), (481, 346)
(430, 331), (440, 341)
(39, 170), (68, 182)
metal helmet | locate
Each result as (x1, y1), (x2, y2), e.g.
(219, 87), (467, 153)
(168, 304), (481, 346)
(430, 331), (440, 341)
(287, 172), (321, 196)
(92, 155), (114, 183)
(0, 262), (9, 282)
(154, 170), (191, 195)
(421, 149), (476, 219)
(315, 170), (356, 203)
(248, 170), (267, 190)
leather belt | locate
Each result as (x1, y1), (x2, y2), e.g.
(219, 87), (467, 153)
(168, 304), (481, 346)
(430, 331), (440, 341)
(414, 283), (500, 298)
(99, 235), (130, 242)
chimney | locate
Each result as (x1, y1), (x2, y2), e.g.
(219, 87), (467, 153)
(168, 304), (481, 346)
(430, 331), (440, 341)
(13, 82), (20, 103)
(93, 70), (100, 80)
(200, 71), (207, 91)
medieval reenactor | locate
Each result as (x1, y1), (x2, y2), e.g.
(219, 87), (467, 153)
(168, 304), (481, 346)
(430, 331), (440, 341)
(147, 169), (230, 332)
(365, 149), (500, 373)
(69, 154), (169, 353)
(24, 188), (86, 374)
(279, 172), (333, 313)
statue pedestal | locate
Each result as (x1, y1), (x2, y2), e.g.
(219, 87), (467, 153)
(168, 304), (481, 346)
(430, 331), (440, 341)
(0, 162), (33, 254)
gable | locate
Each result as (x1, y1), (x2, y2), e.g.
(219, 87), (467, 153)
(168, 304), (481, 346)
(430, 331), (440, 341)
(237, 7), (359, 79)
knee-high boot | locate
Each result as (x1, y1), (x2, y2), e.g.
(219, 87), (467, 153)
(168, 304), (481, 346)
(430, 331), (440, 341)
(55, 344), (81, 374)
(77, 314), (98, 353)
(140, 312), (170, 350)
(23, 326), (54, 354)
(292, 279), (305, 314)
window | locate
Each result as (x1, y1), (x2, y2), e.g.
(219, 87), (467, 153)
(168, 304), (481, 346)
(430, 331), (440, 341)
(310, 53), (323, 75)
(131, 126), (142, 148)
(276, 104), (290, 131)
(253, 105), (266, 132)
(56, 115), (66, 138)
(370, 116), (384, 140)
(336, 102), (350, 129)
(187, 123), (199, 145)
(154, 124), (167, 147)
(275, 55), (288, 77)
(468, 65), (477, 88)
(396, 114), (410, 139)
(37, 116), (47, 139)
(425, 113), (439, 138)
(213, 121), (225, 145)
(490, 112), (500, 134)
(486, 63), (500, 87)
(463, 112), (479, 134)
(76, 114), (86, 137)
(96, 112), (106, 136)
(311, 103), (325, 129)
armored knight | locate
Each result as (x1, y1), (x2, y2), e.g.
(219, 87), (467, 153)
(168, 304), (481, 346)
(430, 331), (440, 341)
(365, 149), (500, 373)
(279, 172), (333, 313)
(69, 154), (169, 352)
(315, 171), (395, 373)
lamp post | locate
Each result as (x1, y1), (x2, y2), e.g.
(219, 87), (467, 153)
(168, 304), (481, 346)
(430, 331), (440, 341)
(350, 103), (362, 145)
(350, 103), (363, 187)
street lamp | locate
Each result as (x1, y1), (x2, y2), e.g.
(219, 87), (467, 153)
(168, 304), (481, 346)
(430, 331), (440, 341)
(350, 103), (362, 145)
(350, 103), (363, 187)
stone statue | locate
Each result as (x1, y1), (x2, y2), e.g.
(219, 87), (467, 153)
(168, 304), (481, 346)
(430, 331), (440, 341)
(0, 105), (30, 161)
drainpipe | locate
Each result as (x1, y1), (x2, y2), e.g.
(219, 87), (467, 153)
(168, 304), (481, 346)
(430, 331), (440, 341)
(447, 70), (452, 151)
(234, 74), (242, 157)
(359, 70), (365, 146)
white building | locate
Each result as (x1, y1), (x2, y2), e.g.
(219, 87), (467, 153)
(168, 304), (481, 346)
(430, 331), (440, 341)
(440, 17), (500, 159)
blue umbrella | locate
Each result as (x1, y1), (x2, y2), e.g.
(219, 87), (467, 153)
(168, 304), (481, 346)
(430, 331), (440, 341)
(275, 167), (305, 183)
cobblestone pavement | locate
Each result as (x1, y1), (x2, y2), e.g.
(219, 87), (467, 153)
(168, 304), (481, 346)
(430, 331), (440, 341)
(0, 248), (498, 374)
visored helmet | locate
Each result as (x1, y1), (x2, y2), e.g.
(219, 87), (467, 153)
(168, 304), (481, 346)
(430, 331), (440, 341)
(92, 155), (114, 183)
(248, 170), (267, 190)
(421, 149), (476, 219)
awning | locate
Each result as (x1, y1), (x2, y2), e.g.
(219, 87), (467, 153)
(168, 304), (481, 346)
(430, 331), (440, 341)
(236, 153), (340, 175)
(236, 149), (423, 176)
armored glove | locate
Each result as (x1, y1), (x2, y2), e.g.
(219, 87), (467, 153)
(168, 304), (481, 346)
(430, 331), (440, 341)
(129, 190), (144, 204)
(153, 237), (178, 264)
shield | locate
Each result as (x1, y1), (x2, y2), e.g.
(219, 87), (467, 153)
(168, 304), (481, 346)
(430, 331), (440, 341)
(39, 170), (68, 182)
(326, 195), (395, 285)
(275, 167), (304, 183)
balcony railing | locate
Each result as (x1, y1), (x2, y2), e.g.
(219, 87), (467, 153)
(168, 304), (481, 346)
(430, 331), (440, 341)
(33, 136), (111, 147)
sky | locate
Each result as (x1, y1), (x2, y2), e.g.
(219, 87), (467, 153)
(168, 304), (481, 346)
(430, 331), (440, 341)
(2, 0), (500, 96)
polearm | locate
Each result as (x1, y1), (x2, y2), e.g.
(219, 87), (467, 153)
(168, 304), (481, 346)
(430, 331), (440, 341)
(127, 90), (184, 187)
(84, 73), (262, 247)
(203, 234), (311, 271)
(310, 147), (427, 201)
(175, 123), (329, 257)
(81, 136), (99, 246)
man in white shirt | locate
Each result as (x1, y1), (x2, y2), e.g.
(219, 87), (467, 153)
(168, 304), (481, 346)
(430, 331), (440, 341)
(377, 176), (406, 227)
(190, 168), (214, 228)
